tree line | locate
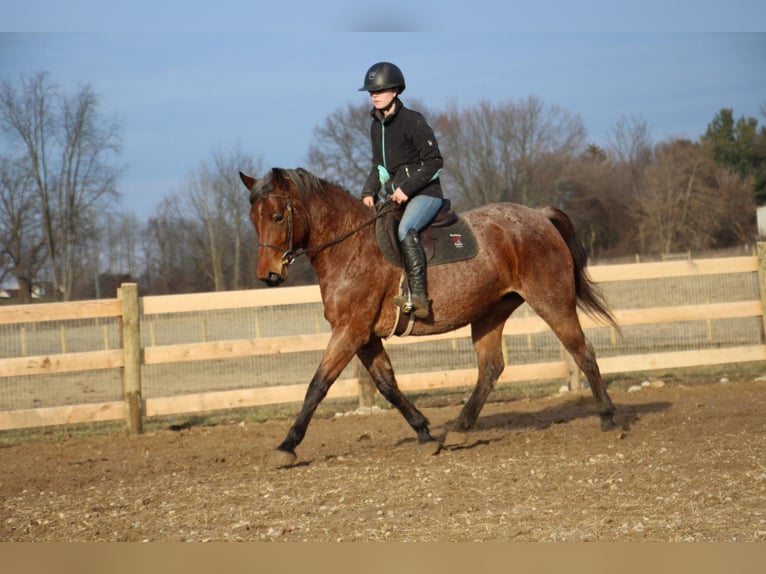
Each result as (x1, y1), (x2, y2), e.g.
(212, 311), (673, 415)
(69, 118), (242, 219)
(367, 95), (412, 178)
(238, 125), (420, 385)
(1, 72), (765, 302)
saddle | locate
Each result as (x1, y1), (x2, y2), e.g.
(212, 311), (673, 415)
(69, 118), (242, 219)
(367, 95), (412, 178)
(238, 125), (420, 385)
(374, 199), (479, 267)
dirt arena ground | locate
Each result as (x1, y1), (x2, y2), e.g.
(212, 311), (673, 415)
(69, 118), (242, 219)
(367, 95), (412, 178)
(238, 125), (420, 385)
(1, 377), (765, 542)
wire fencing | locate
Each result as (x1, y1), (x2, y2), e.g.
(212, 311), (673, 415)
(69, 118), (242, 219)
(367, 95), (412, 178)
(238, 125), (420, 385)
(0, 252), (764, 427)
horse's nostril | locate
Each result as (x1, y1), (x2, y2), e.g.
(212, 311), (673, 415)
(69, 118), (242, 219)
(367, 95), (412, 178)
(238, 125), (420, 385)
(262, 272), (284, 287)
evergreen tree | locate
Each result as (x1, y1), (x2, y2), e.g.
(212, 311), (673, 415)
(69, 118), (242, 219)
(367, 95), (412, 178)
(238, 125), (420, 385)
(703, 108), (766, 204)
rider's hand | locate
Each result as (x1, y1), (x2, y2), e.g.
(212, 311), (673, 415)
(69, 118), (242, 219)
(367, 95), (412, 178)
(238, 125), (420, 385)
(391, 188), (408, 204)
(362, 196), (375, 208)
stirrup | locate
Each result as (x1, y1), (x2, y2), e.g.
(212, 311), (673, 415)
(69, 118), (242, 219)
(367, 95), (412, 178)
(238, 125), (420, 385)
(392, 274), (416, 314)
(392, 292), (414, 314)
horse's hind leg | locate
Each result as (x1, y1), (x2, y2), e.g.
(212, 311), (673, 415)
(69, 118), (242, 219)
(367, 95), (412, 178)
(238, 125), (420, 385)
(570, 337), (616, 430)
(357, 337), (439, 453)
(535, 307), (616, 430)
(443, 302), (516, 447)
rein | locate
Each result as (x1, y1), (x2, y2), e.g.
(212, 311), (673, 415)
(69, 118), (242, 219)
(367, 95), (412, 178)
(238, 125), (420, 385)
(257, 196), (399, 267)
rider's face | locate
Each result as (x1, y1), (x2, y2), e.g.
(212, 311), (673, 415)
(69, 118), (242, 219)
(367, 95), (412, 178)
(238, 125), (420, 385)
(369, 88), (397, 111)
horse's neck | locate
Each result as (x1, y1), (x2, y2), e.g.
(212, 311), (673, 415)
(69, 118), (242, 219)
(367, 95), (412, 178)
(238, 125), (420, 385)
(303, 196), (377, 275)
(304, 196), (370, 248)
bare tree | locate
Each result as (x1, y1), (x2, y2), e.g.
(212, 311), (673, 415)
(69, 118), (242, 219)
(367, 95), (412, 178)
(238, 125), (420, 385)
(105, 212), (142, 278)
(434, 100), (513, 208)
(142, 146), (261, 293)
(0, 72), (122, 300)
(559, 145), (630, 259)
(142, 198), (176, 294)
(307, 102), (371, 190)
(593, 114), (654, 255)
(604, 115), (653, 200)
(57, 84), (122, 297)
(186, 169), (226, 291)
(713, 167), (756, 245)
(142, 197), (206, 294)
(605, 114), (653, 170)
(638, 139), (723, 254)
(64, 211), (144, 299)
(0, 156), (47, 302)
(436, 96), (587, 209)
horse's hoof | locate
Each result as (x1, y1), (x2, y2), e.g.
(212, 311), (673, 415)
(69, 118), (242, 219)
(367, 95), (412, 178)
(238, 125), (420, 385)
(269, 448), (297, 468)
(419, 439), (441, 457)
(600, 414), (617, 432)
(442, 430), (469, 448)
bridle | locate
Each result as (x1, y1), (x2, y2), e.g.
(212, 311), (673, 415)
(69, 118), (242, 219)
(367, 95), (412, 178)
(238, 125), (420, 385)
(255, 195), (299, 267)
(255, 194), (399, 268)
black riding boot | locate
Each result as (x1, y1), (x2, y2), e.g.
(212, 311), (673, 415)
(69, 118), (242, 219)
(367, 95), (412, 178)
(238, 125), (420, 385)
(393, 229), (431, 319)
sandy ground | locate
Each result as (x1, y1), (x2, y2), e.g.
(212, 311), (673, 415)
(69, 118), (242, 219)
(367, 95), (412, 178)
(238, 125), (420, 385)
(1, 378), (765, 542)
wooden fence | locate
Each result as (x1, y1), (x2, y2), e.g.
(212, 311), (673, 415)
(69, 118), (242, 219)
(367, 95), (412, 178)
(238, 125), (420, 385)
(2, 246), (766, 434)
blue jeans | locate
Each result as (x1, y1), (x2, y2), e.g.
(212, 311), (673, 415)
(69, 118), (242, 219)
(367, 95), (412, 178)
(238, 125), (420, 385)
(397, 195), (443, 241)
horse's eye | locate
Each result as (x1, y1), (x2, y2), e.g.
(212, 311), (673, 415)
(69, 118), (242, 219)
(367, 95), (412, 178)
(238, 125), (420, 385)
(272, 213), (285, 224)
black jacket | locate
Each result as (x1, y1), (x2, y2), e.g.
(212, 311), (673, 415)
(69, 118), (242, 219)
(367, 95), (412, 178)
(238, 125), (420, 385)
(361, 99), (444, 202)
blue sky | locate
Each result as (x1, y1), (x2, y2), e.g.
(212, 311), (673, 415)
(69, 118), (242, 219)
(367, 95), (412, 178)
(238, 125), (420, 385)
(1, 3), (765, 217)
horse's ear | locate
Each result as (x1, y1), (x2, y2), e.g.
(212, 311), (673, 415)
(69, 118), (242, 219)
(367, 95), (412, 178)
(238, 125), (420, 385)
(239, 171), (256, 191)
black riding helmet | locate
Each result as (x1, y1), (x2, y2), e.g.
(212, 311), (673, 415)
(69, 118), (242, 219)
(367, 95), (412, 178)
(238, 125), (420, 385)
(359, 62), (406, 94)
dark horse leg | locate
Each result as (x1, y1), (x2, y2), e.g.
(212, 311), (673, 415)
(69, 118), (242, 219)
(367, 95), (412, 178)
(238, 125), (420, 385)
(357, 337), (440, 455)
(271, 327), (364, 467)
(442, 296), (519, 447)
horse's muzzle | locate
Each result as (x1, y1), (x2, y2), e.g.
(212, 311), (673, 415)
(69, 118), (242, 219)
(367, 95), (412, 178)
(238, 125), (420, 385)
(262, 272), (285, 287)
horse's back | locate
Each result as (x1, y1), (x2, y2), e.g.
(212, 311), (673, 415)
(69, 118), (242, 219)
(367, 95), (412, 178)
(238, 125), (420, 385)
(462, 202), (564, 246)
(457, 202), (578, 294)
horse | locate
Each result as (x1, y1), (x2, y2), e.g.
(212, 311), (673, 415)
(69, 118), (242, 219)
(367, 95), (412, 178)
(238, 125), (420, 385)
(240, 167), (619, 468)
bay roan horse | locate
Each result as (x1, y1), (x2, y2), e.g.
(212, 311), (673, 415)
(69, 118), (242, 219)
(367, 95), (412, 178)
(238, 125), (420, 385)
(240, 167), (619, 468)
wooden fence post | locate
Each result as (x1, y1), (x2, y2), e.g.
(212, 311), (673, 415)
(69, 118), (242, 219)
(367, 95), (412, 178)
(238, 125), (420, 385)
(562, 345), (582, 390)
(756, 242), (766, 342)
(356, 358), (377, 409)
(119, 283), (143, 434)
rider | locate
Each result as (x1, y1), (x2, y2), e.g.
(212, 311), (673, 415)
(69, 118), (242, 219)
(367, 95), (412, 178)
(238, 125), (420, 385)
(360, 62), (445, 319)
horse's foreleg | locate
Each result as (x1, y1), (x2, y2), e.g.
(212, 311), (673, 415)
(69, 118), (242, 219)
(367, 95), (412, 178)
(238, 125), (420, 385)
(272, 330), (361, 467)
(357, 338), (436, 450)
(272, 370), (333, 467)
(443, 318), (507, 447)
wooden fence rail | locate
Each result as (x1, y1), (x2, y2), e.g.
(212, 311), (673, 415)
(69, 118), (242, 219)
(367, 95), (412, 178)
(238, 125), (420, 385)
(1, 248), (766, 433)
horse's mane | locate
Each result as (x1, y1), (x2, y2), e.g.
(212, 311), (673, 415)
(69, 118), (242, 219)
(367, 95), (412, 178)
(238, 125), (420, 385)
(250, 167), (352, 205)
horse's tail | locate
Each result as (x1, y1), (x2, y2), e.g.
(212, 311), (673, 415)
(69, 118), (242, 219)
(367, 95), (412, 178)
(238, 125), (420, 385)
(541, 206), (621, 333)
